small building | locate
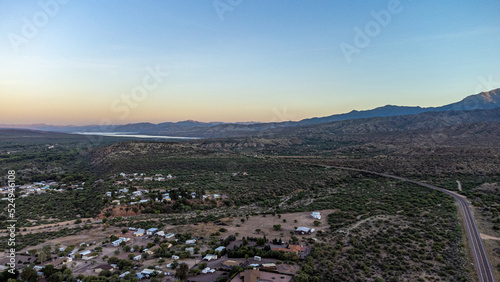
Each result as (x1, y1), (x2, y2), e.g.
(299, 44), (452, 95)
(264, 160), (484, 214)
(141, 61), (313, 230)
(311, 212), (321, 220)
(133, 254), (142, 261)
(141, 269), (156, 276)
(185, 239), (196, 245)
(254, 256), (262, 262)
(146, 228), (158, 235)
(237, 269), (262, 282)
(165, 233), (175, 239)
(134, 229), (145, 236)
(185, 247), (194, 254)
(223, 260), (239, 269)
(94, 264), (115, 273)
(156, 231), (165, 237)
(214, 246), (225, 253)
(119, 271), (130, 278)
(80, 250), (96, 260)
(203, 254), (217, 261)
(262, 263), (277, 270)
(143, 249), (154, 255)
(112, 239), (122, 247)
(44, 257), (67, 268)
(295, 227), (315, 235)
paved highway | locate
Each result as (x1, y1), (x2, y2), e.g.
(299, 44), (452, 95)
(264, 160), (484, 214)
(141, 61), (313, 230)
(323, 165), (496, 282)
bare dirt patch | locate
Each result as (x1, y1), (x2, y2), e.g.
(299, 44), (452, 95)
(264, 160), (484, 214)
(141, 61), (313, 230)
(177, 210), (337, 242)
(480, 233), (500, 241)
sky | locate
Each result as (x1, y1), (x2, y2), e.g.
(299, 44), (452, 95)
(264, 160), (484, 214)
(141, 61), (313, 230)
(1, 0), (499, 125)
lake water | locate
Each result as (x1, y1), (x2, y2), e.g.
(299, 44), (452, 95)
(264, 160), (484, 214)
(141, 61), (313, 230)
(74, 132), (199, 140)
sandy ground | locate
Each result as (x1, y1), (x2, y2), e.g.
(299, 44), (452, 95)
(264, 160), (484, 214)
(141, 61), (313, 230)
(174, 210), (337, 243)
(480, 233), (500, 240)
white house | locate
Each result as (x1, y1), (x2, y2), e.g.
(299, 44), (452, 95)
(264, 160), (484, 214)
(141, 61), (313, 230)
(185, 239), (196, 245)
(133, 254), (142, 260)
(112, 239), (122, 247)
(214, 246), (225, 253)
(203, 254), (218, 261)
(141, 269), (156, 276)
(80, 250), (96, 260)
(311, 212), (321, 220)
(112, 237), (130, 247)
(295, 227), (315, 235)
(165, 233), (175, 239)
(146, 228), (158, 235)
(171, 255), (179, 260)
(119, 271), (130, 278)
(156, 231), (165, 237)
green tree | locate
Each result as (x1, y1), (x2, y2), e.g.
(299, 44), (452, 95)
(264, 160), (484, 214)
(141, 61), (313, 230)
(175, 263), (189, 281)
(21, 265), (38, 282)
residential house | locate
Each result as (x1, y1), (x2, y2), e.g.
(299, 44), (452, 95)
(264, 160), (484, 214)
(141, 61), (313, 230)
(80, 250), (96, 260)
(214, 246), (225, 253)
(146, 228), (158, 235)
(295, 227), (315, 235)
(262, 263), (277, 270)
(311, 212), (321, 220)
(133, 254), (142, 261)
(94, 264), (115, 273)
(223, 260), (239, 269)
(119, 271), (130, 278)
(143, 249), (154, 255)
(112, 237), (130, 247)
(134, 229), (145, 236)
(203, 254), (217, 261)
(185, 239), (196, 245)
(236, 269), (262, 282)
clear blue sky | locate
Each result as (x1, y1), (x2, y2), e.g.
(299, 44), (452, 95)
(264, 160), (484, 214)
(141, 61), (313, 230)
(1, 0), (499, 125)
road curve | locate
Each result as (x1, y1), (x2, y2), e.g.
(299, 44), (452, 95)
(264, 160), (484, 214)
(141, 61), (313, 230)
(322, 165), (496, 282)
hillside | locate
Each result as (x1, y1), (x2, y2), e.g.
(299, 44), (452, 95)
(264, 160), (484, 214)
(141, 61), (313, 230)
(2, 88), (499, 138)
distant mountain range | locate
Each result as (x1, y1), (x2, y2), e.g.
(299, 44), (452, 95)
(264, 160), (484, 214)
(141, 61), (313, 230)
(1, 88), (498, 138)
